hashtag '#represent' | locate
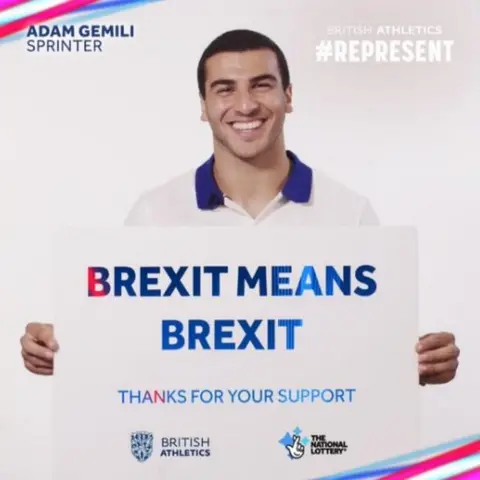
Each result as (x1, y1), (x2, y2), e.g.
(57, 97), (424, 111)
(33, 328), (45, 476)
(316, 40), (333, 62)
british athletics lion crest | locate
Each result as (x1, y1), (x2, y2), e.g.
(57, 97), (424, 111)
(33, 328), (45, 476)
(130, 431), (154, 462)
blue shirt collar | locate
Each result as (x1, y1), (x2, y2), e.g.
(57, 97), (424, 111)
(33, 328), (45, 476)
(195, 150), (313, 210)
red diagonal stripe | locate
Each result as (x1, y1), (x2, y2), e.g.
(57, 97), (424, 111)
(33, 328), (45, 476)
(380, 440), (480, 479)
(0, 0), (31, 14)
(0, 0), (100, 39)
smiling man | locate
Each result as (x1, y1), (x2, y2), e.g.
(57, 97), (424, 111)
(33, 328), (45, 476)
(20, 29), (459, 384)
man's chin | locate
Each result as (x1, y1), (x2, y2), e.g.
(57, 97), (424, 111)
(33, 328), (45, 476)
(234, 151), (262, 161)
(228, 142), (269, 161)
(215, 133), (277, 161)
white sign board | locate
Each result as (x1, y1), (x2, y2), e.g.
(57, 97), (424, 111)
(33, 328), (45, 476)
(53, 227), (420, 480)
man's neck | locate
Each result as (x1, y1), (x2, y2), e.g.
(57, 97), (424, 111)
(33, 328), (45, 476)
(212, 143), (291, 218)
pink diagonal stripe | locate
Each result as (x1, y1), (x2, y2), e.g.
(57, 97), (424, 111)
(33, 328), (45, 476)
(0, 0), (100, 39)
(380, 440), (480, 479)
(448, 466), (480, 479)
(449, 467), (480, 480)
(0, 0), (31, 14)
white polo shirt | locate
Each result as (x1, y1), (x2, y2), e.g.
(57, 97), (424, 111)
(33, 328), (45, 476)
(124, 150), (379, 227)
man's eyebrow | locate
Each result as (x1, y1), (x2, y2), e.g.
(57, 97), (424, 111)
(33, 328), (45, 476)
(209, 74), (278, 90)
(209, 79), (235, 90)
(250, 74), (278, 83)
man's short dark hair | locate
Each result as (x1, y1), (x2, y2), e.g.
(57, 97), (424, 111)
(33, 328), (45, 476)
(197, 29), (291, 98)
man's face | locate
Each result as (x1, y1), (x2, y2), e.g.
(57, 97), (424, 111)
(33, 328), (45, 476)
(200, 49), (292, 160)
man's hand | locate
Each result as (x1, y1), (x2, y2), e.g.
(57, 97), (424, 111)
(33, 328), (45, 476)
(286, 435), (305, 459)
(20, 323), (58, 375)
(416, 332), (459, 385)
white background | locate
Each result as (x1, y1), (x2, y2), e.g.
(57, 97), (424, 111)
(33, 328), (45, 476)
(0, 0), (479, 478)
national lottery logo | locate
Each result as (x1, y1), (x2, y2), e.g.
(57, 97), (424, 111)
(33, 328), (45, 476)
(25, 24), (135, 53)
(310, 433), (348, 456)
(279, 427), (348, 460)
(279, 427), (310, 460)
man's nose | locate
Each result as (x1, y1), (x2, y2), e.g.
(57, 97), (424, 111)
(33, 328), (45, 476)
(233, 90), (260, 115)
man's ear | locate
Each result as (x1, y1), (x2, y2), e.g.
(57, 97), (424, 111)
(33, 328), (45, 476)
(285, 84), (293, 113)
(200, 93), (208, 122)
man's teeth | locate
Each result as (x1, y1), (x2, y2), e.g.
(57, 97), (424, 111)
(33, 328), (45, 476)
(232, 120), (263, 130)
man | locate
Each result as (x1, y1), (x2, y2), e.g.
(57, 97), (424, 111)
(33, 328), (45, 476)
(20, 29), (459, 385)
